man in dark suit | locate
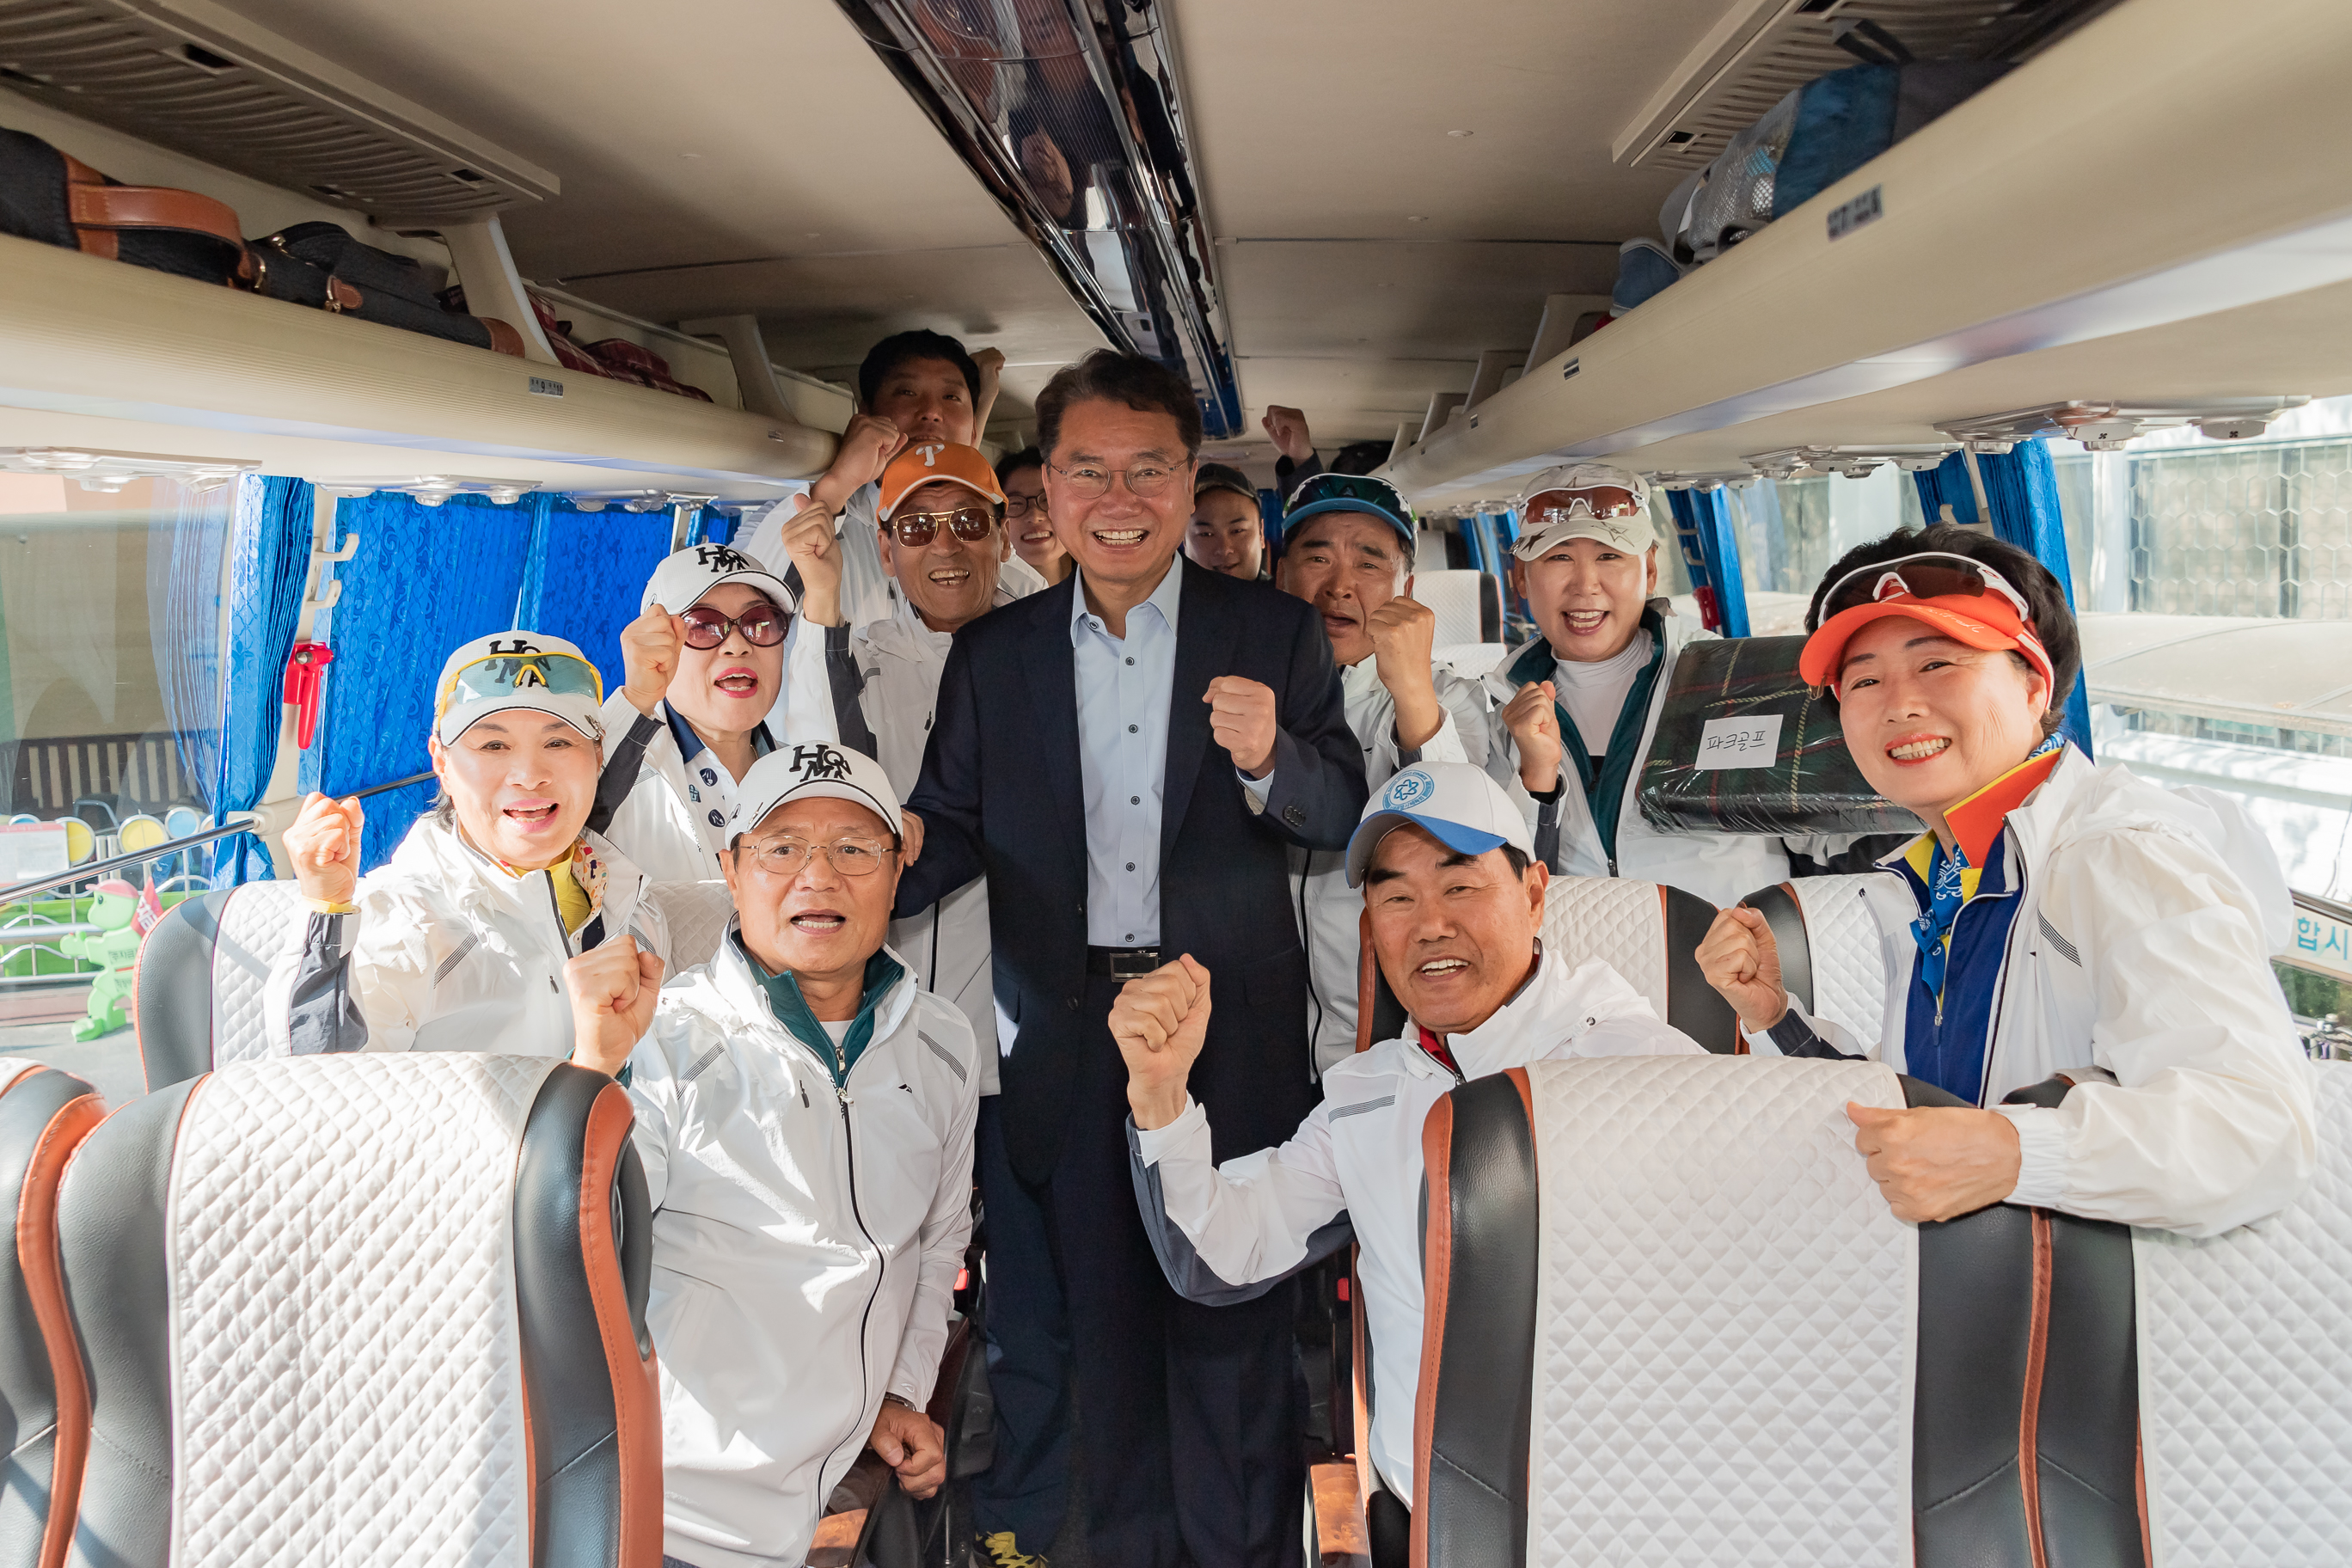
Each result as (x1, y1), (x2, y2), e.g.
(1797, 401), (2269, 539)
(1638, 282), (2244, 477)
(897, 352), (1366, 1568)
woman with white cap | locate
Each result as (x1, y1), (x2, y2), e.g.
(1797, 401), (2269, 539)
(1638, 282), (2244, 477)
(592, 508), (838, 882)
(265, 630), (670, 1057)
(1484, 461), (1792, 908)
(1697, 525), (2312, 1237)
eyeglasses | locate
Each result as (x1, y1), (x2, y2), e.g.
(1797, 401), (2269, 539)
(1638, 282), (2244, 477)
(679, 603), (789, 649)
(1287, 471), (1412, 524)
(1526, 486), (1645, 524)
(438, 649), (603, 715)
(887, 505), (998, 547)
(736, 836), (897, 877)
(1002, 493), (1047, 518)
(1049, 459), (1188, 499)
(1819, 551), (2035, 624)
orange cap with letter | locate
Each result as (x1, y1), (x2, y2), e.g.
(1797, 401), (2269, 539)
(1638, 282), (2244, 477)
(878, 441), (1006, 520)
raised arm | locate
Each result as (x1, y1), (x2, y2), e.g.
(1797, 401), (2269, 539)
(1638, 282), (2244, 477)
(1253, 603), (1370, 849)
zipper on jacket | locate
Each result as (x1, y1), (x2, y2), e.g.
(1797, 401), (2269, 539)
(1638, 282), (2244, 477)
(812, 1043), (886, 1541)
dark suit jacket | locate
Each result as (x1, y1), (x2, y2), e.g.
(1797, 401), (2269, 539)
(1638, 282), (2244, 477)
(898, 559), (1368, 1181)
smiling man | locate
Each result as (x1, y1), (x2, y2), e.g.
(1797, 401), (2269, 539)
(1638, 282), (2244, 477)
(567, 740), (980, 1568)
(1185, 461), (1267, 579)
(1275, 471), (1491, 1070)
(896, 349), (1366, 1567)
(1485, 462), (1792, 907)
(1112, 762), (1701, 1540)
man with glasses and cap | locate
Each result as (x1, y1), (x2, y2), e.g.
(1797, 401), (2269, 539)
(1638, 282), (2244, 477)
(1111, 761), (1702, 1547)
(267, 631), (670, 1055)
(567, 739), (981, 1568)
(1185, 461), (1269, 580)
(1276, 470), (1491, 1071)
(1485, 462), (1792, 908)
(1697, 524), (2312, 1238)
(593, 523), (838, 884)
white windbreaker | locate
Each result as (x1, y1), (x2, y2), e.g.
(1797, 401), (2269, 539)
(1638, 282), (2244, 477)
(625, 935), (980, 1568)
(1755, 747), (2316, 1237)
(261, 813), (668, 1056)
(1130, 949), (1701, 1504)
(1483, 602), (1792, 909)
(593, 617), (837, 885)
(1295, 655), (1492, 1072)
(792, 591), (1028, 1093)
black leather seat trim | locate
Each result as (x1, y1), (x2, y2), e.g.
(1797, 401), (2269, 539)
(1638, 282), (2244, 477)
(2037, 1211), (2144, 1568)
(0, 1067), (91, 1568)
(60, 1079), (200, 1568)
(1662, 885), (1742, 1052)
(1744, 882), (1811, 1023)
(1418, 1072), (1538, 1568)
(134, 892), (225, 1093)
(513, 1063), (646, 1566)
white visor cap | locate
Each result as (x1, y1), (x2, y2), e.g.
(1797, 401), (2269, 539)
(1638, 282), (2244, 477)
(1511, 462), (1657, 560)
(433, 632), (606, 746)
(732, 738), (903, 842)
(1344, 762), (1535, 887)
(640, 541), (798, 617)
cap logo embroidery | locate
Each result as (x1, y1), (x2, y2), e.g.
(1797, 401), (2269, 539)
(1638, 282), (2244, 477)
(487, 637), (542, 655)
(791, 742), (854, 781)
(917, 444), (942, 468)
(695, 544), (751, 573)
(1385, 769), (1436, 808)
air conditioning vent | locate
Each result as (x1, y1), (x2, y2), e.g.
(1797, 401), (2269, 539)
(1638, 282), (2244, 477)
(0, 0), (557, 222)
(1615, 0), (2124, 171)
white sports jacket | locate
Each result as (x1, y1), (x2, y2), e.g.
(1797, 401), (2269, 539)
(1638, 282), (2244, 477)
(263, 813), (668, 1057)
(1756, 747), (2316, 1238)
(624, 936), (981, 1568)
(1129, 949), (1702, 1504)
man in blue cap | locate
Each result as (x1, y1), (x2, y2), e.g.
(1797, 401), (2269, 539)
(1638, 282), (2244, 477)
(1110, 761), (1701, 1547)
(1276, 472), (1491, 1070)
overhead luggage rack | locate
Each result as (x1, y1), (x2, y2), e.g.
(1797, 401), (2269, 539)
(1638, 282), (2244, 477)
(0, 0), (557, 223)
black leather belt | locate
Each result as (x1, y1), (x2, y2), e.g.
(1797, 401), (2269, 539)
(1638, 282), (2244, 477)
(1086, 945), (1162, 979)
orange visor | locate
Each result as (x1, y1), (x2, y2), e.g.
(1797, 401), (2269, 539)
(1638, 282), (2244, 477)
(1798, 590), (2055, 696)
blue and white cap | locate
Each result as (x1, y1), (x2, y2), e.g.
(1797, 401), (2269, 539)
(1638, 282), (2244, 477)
(1344, 762), (1534, 887)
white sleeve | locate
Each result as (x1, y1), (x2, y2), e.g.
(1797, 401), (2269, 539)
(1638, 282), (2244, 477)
(1996, 826), (2317, 1236)
(264, 882), (439, 1055)
(1133, 1095), (1348, 1289)
(888, 1036), (981, 1406)
(619, 1015), (685, 1214)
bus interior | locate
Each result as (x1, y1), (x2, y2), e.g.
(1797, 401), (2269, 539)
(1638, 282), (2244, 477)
(1, 0), (2349, 1563)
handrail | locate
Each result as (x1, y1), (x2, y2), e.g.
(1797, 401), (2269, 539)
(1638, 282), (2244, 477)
(2294, 889), (2352, 927)
(0, 772), (434, 904)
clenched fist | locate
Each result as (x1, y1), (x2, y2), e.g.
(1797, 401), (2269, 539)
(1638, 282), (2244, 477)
(814, 411), (910, 510)
(775, 493), (844, 627)
(565, 934), (665, 1076)
(1500, 679), (1564, 795)
(1364, 591), (1442, 749)
(1112, 953), (1212, 1131)
(1204, 675), (1278, 779)
(1696, 905), (1788, 1032)
(619, 603), (683, 717)
(285, 792), (364, 907)
(1261, 405), (1314, 464)
(1847, 1102), (2021, 1223)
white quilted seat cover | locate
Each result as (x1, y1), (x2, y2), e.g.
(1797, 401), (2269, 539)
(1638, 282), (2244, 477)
(2135, 1060), (2352, 1566)
(208, 881), (306, 1068)
(1542, 879), (1672, 1021)
(1524, 1056), (1916, 1567)
(642, 879), (737, 973)
(1786, 873), (1899, 1046)
(167, 1053), (560, 1568)
(1412, 569), (1492, 648)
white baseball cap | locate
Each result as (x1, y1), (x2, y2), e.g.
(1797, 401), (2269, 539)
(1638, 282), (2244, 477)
(1511, 462), (1657, 560)
(640, 541), (797, 617)
(732, 738), (903, 842)
(1344, 762), (1534, 887)
(433, 632), (606, 745)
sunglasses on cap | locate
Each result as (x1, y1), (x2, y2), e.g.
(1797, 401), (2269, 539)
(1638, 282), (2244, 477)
(1289, 472), (1411, 518)
(887, 505), (998, 547)
(1818, 551), (2036, 625)
(1525, 486), (1644, 524)
(438, 650), (603, 714)
(679, 602), (788, 649)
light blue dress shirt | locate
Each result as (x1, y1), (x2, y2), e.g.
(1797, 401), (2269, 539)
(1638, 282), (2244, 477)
(1070, 560), (1271, 946)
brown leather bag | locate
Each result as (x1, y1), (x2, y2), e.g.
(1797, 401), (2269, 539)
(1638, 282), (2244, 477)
(1, 124), (246, 284)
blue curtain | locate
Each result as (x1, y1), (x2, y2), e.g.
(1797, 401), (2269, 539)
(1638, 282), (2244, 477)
(514, 498), (674, 695)
(1911, 443), (2093, 754)
(301, 491), (536, 871)
(1665, 489), (1750, 637)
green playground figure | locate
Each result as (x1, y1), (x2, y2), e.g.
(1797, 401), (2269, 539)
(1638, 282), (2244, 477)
(58, 878), (160, 1042)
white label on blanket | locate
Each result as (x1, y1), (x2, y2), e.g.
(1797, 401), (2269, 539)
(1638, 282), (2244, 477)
(1695, 713), (1782, 769)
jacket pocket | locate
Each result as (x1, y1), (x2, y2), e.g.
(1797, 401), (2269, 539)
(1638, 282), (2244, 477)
(1236, 945), (1307, 1010)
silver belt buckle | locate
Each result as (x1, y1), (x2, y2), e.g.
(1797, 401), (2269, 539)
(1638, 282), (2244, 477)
(1111, 947), (1160, 979)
